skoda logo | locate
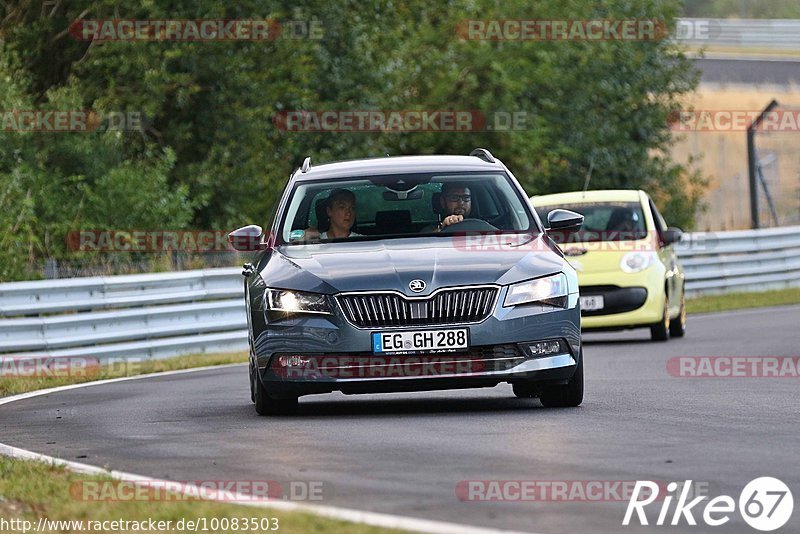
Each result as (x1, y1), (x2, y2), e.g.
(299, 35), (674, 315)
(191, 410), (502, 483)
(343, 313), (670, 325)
(408, 279), (426, 293)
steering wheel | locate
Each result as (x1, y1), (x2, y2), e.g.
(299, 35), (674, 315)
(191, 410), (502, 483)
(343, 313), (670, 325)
(439, 218), (499, 232)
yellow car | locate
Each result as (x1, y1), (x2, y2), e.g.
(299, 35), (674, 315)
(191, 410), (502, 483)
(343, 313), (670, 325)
(531, 190), (686, 341)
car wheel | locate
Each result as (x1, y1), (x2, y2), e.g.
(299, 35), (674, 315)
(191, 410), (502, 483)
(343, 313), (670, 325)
(249, 359), (256, 403)
(650, 294), (670, 342)
(539, 351), (584, 408)
(512, 382), (537, 398)
(669, 290), (686, 338)
(254, 375), (298, 416)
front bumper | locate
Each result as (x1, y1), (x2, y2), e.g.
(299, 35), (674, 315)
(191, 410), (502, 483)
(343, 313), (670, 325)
(252, 288), (581, 396)
(578, 267), (665, 329)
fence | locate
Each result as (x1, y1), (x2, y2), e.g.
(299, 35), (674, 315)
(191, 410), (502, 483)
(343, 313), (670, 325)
(676, 225), (800, 295)
(1, 225), (798, 362)
(676, 18), (800, 51)
(0, 269), (247, 362)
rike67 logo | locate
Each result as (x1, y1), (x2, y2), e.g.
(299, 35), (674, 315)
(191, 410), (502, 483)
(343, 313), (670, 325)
(624, 477), (793, 531)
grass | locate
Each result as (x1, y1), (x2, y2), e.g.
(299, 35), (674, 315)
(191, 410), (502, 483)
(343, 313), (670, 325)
(686, 287), (800, 314)
(3, 288), (798, 399)
(0, 351), (249, 398)
(0, 456), (402, 534)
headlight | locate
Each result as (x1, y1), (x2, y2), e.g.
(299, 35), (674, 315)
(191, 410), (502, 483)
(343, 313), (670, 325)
(620, 252), (655, 273)
(266, 289), (332, 315)
(504, 273), (568, 307)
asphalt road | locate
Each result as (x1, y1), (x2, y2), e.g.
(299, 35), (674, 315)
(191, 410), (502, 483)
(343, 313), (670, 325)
(2, 305), (799, 534)
(694, 58), (800, 85)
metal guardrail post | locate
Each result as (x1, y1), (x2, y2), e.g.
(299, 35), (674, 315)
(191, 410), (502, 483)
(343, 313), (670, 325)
(747, 99), (779, 229)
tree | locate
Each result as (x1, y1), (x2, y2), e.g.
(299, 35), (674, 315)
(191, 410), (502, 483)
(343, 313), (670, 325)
(0, 0), (706, 280)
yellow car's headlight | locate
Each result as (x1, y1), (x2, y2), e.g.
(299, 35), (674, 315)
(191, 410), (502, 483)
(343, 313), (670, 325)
(504, 273), (568, 308)
(620, 252), (656, 273)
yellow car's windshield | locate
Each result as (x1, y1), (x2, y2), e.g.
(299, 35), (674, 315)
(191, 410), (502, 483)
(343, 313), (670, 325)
(535, 202), (648, 241)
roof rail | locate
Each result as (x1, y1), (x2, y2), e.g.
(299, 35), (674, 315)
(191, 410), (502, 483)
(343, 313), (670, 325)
(301, 156), (312, 173)
(469, 148), (496, 163)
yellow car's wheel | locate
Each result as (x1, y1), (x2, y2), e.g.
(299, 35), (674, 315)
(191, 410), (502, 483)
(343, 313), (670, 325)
(650, 294), (670, 342)
(669, 291), (687, 338)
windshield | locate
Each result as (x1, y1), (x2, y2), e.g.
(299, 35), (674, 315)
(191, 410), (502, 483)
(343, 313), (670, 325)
(279, 172), (536, 244)
(534, 201), (648, 241)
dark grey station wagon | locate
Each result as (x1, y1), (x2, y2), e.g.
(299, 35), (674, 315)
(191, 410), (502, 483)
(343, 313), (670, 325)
(230, 149), (585, 415)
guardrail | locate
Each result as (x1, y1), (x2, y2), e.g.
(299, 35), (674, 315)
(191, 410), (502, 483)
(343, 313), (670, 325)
(676, 225), (800, 296)
(677, 18), (800, 51)
(0, 268), (248, 362)
(0, 225), (798, 362)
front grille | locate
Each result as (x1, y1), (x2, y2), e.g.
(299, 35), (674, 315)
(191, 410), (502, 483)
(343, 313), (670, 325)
(337, 286), (498, 328)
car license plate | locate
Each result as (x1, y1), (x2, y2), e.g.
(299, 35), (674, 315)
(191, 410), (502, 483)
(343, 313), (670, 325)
(580, 295), (604, 311)
(372, 329), (469, 353)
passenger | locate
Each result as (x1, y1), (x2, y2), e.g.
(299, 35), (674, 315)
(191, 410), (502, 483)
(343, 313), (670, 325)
(306, 189), (363, 239)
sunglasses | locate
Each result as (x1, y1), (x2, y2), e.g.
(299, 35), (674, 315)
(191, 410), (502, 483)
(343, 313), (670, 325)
(444, 194), (471, 203)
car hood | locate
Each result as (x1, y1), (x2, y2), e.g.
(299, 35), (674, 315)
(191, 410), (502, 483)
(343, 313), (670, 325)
(259, 234), (566, 296)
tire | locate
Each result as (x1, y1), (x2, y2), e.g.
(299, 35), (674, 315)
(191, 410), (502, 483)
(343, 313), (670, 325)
(249, 357), (256, 403)
(539, 351), (584, 408)
(669, 290), (686, 338)
(254, 374), (298, 416)
(512, 382), (537, 398)
(650, 294), (670, 342)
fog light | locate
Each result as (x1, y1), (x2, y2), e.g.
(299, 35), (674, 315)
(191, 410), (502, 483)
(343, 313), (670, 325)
(525, 340), (564, 357)
(275, 355), (311, 367)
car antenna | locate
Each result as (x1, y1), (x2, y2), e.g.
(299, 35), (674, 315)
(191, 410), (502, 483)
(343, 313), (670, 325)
(582, 157), (594, 198)
(385, 152), (390, 157)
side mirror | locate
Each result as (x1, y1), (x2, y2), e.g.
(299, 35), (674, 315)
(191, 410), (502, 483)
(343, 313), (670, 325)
(546, 209), (583, 235)
(661, 227), (683, 246)
(228, 225), (268, 252)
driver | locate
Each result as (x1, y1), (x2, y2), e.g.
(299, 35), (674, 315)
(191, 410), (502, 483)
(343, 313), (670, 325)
(435, 183), (472, 232)
(606, 209), (639, 233)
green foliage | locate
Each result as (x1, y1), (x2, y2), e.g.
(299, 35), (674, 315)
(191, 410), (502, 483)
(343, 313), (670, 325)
(0, 0), (705, 280)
